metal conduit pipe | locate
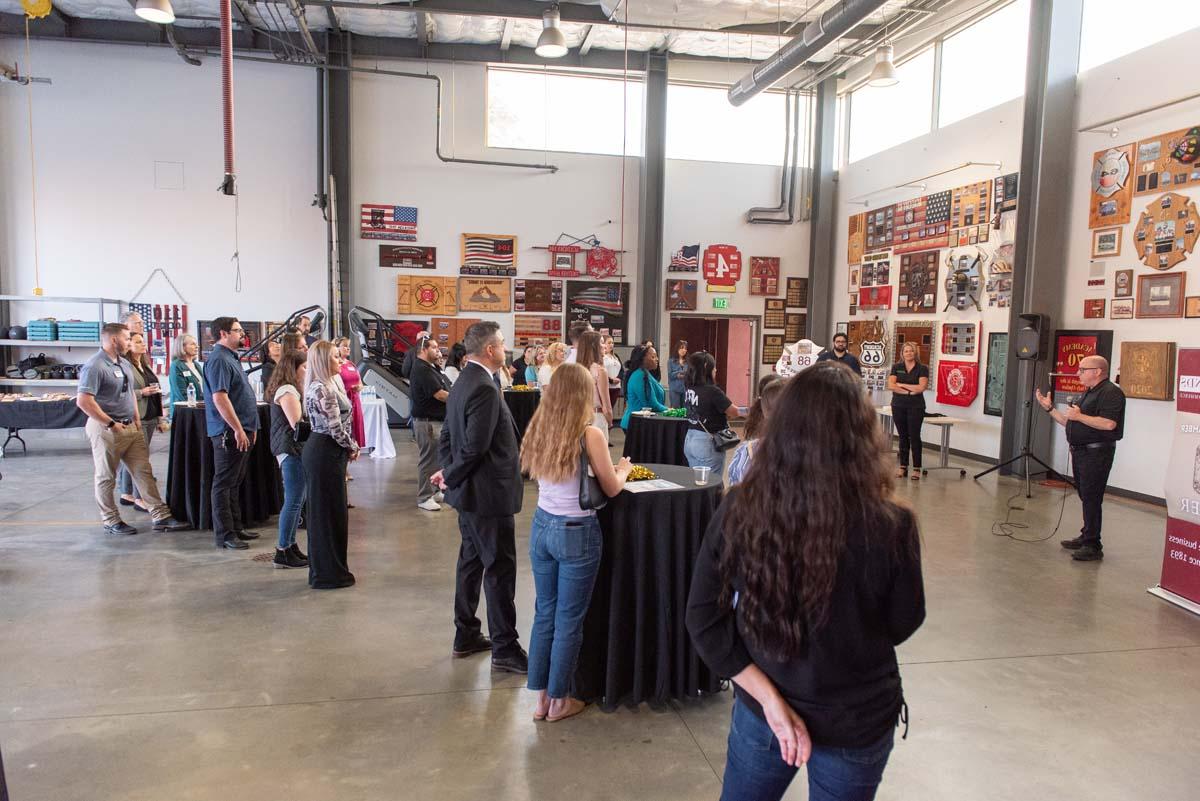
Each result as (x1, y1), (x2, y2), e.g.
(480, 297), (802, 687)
(227, 55), (559, 172)
(746, 89), (794, 222)
(728, 0), (891, 107)
(283, 0), (324, 62)
(748, 87), (806, 224)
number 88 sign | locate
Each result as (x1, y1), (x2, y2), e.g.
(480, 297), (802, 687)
(703, 244), (742, 293)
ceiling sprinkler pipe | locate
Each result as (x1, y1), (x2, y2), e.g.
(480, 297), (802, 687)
(728, 0), (890, 107)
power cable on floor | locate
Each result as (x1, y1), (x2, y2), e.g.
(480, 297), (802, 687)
(990, 397), (1071, 543)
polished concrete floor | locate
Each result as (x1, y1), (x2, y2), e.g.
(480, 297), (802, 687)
(1, 429), (1197, 801)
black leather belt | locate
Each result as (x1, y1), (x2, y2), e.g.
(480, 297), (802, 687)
(1070, 442), (1115, 452)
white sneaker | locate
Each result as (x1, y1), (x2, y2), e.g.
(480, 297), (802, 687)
(418, 498), (442, 512)
(434, 491), (445, 503)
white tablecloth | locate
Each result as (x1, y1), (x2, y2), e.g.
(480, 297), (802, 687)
(361, 398), (396, 459)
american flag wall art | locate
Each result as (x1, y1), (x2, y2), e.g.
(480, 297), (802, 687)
(461, 233), (518, 276)
(670, 244), (700, 272)
(361, 204), (418, 241)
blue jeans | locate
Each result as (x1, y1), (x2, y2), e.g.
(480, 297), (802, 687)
(277, 454), (307, 549)
(720, 699), (894, 801)
(685, 428), (726, 476)
(526, 507), (602, 699)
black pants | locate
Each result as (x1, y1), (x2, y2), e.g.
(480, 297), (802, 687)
(211, 433), (252, 546)
(892, 405), (925, 469)
(303, 433), (354, 589)
(454, 510), (519, 655)
(1071, 445), (1115, 548)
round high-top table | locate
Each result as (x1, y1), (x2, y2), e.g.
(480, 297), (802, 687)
(575, 462), (725, 710)
(165, 404), (282, 530)
(621, 414), (690, 467)
(502, 389), (540, 443)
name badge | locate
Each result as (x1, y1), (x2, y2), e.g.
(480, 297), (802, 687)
(113, 369), (124, 378)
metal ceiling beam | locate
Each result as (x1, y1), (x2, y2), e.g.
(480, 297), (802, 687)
(578, 24), (596, 55)
(498, 17), (512, 51)
(0, 13), (310, 52)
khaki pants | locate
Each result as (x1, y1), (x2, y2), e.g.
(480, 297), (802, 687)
(85, 419), (171, 524)
(414, 419), (442, 504)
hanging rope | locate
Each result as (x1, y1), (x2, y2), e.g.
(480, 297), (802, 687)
(231, 192), (243, 293)
(24, 17), (43, 295)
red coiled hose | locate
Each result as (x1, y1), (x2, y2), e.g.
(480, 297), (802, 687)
(219, 0), (235, 195)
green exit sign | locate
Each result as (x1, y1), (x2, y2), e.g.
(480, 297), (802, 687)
(712, 297), (729, 309)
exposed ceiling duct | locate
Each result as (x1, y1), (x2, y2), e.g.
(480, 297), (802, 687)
(727, 0), (891, 106)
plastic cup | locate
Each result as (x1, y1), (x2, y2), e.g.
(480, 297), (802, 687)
(693, 466), (710, 486)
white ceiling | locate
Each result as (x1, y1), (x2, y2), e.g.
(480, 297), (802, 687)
(0, 0), (923, 60)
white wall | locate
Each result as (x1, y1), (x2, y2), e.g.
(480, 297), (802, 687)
(832, 97), (1025, 459)
(0, 40), (326, 332)
(1055, 30), (1200, 499)
(350, 59), (809, 356)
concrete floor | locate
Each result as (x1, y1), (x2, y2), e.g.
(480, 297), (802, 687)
(0, 429), (1197, 801)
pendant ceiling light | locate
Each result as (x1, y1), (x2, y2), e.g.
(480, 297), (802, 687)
(535, 6), (568, 59)
(867, 44), (898, 87)
(135, 0), (176, 24)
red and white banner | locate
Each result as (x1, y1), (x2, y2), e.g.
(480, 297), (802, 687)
(1156, 348), (1200, 612)
(703, 244), (742, 293)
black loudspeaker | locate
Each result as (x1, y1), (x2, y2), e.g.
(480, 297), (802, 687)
(1015, 313), (1049, 361)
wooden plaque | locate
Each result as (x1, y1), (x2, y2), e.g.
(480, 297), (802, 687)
(749, 257), (781, 296)
(847, 213), (865, 265)
(457, 277), (512, 313)
(1088, 143), (1135, 229)
(1119, 341), (1176, 401)
(893, 320), (936, 369)
(786, 277), (808, 308)
(784, 313), (806, 342)
(764, 298), (787, 329)
(1134, 192), (1200, 271)
(762, 334), (785, 365)
(897, 250), (940, 314)
(1133, 127), (1200, 195)
(665, 279), (698, 312)
(397, 276), (457, 316)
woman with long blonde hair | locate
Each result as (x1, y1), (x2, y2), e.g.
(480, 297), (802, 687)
(303, 340), (359, 590)
(539, 341), (567, 387)
(520, 363), (632, 723)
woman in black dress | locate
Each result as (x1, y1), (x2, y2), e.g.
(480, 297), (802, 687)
(887, 341), (929, 481)
(303, 340), (360, 589)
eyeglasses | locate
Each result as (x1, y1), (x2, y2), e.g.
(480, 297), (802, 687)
(1078, 367), (1101, 373)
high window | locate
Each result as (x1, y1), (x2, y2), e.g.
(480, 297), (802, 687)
(847, 48), (936, 164)
(1080, 0), (1200, 71)
(938, 0), (1030, 128)
(666, 84), (794, 167)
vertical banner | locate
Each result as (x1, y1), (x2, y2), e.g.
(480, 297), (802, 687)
(1156, 348), (1200, 613)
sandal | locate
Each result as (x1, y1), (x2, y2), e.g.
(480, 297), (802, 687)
(910, 470), (921, 481)
(896, 467), (908, 478)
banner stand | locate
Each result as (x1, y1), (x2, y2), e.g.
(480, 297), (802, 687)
(1147, 585), (1200, 618)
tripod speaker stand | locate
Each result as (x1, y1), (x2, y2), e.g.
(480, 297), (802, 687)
(974, 313), (1065, 498)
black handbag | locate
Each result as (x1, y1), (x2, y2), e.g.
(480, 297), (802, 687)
(577, 435), (608, 511)
(697, 417), (741, 452)
(293, 419), (312, 444)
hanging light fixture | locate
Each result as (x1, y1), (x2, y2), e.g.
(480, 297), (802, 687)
(535, 6), (568, 59)
(867, 44), (898, 87)
(135, 0), (176, 24)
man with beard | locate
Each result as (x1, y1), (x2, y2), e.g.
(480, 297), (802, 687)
(817, 332), (862, 375)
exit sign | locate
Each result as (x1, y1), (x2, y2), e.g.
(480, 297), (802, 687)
(712, 297), (729, 309)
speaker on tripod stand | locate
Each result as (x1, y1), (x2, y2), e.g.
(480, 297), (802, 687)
(974, 313), (1060, 496)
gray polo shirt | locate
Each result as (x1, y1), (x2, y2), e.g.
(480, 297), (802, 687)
(78, 348), (137, 420)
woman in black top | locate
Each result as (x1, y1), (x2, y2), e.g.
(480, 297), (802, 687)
(887, 342), (930, 481)
(686, 362), (925, 801)
(682, 352), (743, 478)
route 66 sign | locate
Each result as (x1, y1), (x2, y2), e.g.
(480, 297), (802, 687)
(859, 341), (887, 369)
(703, 244), (742, 293)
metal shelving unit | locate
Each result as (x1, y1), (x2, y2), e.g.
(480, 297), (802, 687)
(0, 295), (122, 393)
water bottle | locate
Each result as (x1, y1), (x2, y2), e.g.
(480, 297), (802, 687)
(186, 384), (197, 407)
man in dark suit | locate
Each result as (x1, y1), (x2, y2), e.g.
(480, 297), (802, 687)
(431, 321), (527, 673)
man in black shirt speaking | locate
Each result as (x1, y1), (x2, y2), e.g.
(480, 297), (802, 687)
(816, 332), (862, 375)
(409, 336), (451, 511)
(1035, 355), (1125, 562)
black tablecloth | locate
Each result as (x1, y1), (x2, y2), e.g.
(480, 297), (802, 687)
(622, 415), (690, 466)
(503, 390), (540, 443)
(577, 463), (724, 710)
(165, 404), (283, 530)
(0, 398), (87, 431)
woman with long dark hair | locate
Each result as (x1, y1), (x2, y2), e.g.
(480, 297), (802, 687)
(727, 375), (785, 486)
(267, 349), (309, 570)
(520, 363), (631, 723)
(118, 332), (167, 512)
(687, 362), (925, 801)
(682, 351), (743, 477)
(444, 342), (468, 384)
(667, 340), (688, 408)
(620, 344), (667, 430)
(303, 341), (359, 590)
(887, 341), (929, 481)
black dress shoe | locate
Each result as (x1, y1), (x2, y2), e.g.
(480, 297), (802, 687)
(152, 517), (191, 532)
(218, 537), (250, 550)
(235, 530), (261, 541)
(452, 633), (493, 658)
(1072, 544), (1104, 562)
(491, 648), (529, 675)
(1060, 536), (1085, 550)
(104, 521), (138, 535)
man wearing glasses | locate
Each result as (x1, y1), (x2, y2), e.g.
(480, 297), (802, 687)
(76, 323), (190, 535)
(1035, 356), (1126, 562)
(204, 317), (262, 550)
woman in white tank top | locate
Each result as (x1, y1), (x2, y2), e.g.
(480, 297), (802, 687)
(519, 362), (632, 723)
